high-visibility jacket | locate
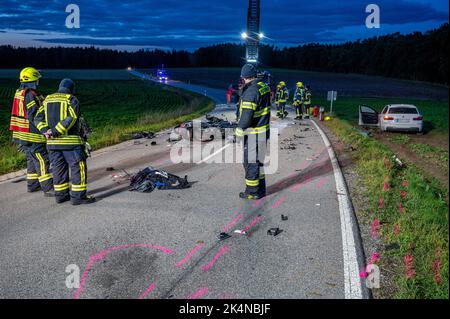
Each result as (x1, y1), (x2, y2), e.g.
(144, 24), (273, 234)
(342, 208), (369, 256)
(275, 86), (289, 103)
(236, 80), (271, 137)
(304, 89), (312, 105)
(35, 92), (84, 150)
(9, 86), (46, 145)
(294, 87), (305, 104)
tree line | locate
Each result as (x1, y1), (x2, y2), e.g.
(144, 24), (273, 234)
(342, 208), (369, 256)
(0, 23), (447, 84)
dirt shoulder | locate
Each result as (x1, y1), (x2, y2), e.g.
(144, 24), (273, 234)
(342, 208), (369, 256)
(373, 130), (449, 191)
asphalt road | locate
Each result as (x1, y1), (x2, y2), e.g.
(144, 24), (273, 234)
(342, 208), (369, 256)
(0, 73), (366, 299)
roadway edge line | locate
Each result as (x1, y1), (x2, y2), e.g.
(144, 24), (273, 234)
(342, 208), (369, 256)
(310, 119), (369, 299)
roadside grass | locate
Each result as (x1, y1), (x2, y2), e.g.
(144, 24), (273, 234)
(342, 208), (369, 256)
(0, 78), (214, 175)
(390, 135), (411, 145)
(326, 118), (449, 299)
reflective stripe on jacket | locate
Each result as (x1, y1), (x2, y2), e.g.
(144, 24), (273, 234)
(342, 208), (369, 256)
(10, 87), (46, 145)
(236, 80), (271, 138)
(35, 92), (84, 150)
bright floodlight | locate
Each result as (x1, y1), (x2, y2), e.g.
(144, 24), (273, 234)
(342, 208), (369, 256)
(259, 33), (264, 39)
(241, 32), (248, 39)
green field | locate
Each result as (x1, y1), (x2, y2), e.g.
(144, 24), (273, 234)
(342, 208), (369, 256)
(0, 78), (214, 175)
(167, 67), (449, 101)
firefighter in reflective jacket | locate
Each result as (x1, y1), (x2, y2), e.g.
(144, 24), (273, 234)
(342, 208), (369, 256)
(235, 64), (271, 200)
(275, 81), (289, 118)
(9, 67), (54, 195)
(35, 79), (95, 205)
(293, 82), (305, 120)
(304, 85), (312, 118)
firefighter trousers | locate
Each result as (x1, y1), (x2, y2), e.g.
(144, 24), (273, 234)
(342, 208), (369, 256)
(295, 103), (304, 118)
(243, 135), (267, 196)
(21, 143), (53, 192)
(49, 147), (87, 201)
(279, 102), (286, 117)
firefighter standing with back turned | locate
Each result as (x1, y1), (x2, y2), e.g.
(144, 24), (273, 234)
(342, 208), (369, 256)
(236, 64), (271, 200)
(35, 79), (95, 205)
(9, 67), (54, 196)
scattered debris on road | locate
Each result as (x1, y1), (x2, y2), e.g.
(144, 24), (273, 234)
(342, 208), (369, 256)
(281, 215), (288, 221)
(267, 228), (283, 236)
(132, 131), (155, 139)
(129, 167), (190, 193)
(106, 167), (115, 172)
(218, 232), (232, 241)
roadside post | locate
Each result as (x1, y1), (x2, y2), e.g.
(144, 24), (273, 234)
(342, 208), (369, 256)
(327, 90), (337, 115)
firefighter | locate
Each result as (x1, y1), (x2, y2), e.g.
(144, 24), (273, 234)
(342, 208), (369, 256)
(277, 81), (289, 118)
(236, 64), (271, 200)
(275, 84), (282, 117)
(293, 82), (305, 120)
(34, 79), (95, 205)
(9, 67), (53, 195)
(304, 85), (312, 118)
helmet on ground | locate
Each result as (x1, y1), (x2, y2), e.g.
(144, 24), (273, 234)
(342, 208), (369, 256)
(296, 82), (303, 87)
(20, 67), (41, 83)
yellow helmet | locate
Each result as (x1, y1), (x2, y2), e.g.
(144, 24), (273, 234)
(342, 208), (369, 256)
(279, 81), (286, 86)
(296, 82), (303, 87)
(20, 67), (42, 83)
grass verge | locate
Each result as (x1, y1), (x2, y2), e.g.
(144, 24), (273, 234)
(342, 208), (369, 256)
(0, 78), (214, 175)
(325, 118), (448, 299)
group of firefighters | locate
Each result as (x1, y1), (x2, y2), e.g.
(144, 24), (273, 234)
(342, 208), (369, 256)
(275, 81), (312, 120)
(9, 64), (312, 204)
(9, 67), (95, 206)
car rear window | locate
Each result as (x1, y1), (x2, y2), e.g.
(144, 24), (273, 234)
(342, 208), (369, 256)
(388, 107), (418, 114)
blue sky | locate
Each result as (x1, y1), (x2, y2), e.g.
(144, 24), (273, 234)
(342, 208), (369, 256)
(0, 0), (448, 51)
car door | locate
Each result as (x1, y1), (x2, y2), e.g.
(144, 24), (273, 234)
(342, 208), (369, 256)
(359, 105), (379, 127)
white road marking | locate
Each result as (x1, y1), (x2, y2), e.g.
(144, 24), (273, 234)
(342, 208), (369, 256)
(197, 143), (232, 164)
(310, 119), (364, 299)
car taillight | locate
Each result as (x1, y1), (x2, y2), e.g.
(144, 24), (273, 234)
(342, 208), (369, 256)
(413, 116), (423, 121)
(383, 116), (394, 120)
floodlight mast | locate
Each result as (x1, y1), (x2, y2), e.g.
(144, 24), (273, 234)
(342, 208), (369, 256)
(245, 0), (261, 65)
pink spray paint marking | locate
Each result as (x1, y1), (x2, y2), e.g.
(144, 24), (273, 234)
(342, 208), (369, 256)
(271, 197), (286, 209)
(176, 243), (205, 268)
(371, 219), (380, 239)
(402, 180), (409, 188)
(433, 250), (442, 285)
(138, 282), (156, 299)
(378, 197), (384, 209)
(383, 181), (390, 192)
(290, 183), (302, 193)
(369, 252), (380, 264)
(242, 216), (264, 233)
(399, 203), (405, 214)
(393, 224), (400, 236)
(404, 255), (415, 279)
(201, 245), (230, 271)
(74, 244), (173, 299)
(400, 190), (407, 199)
(252, 197), (267, 208)
(315, 177), (327, 189)
(223, 213), (244, 232)
(188, 287), (209, 299)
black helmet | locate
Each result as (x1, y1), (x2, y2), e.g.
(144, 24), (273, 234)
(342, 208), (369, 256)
(59, 78), (75, 94)
(240, 64), (257, 79)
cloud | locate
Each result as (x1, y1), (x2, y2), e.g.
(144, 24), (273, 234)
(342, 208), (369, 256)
(0, 0), (447, 50)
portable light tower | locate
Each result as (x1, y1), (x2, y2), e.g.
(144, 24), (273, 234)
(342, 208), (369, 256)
(243, 0), (262, 65)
